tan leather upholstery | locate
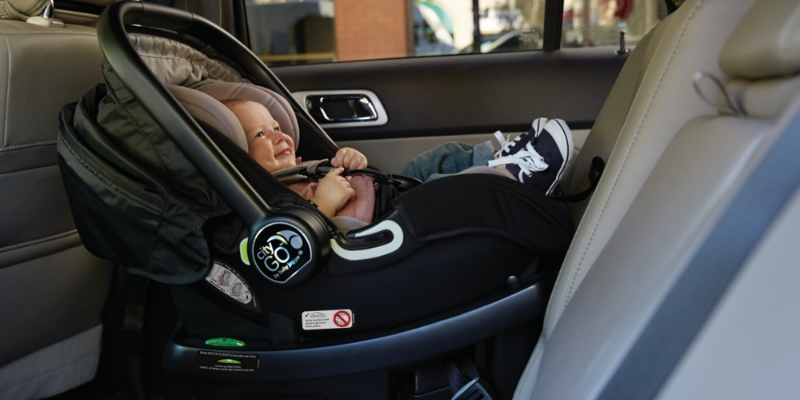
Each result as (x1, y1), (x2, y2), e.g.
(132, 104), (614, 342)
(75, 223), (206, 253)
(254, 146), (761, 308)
(515, 0), (759, 397)
(0, 0), (47, 21)
(546, 0), (757, 345)
(719, 0), (800, 79)
(515, 0), (798, 398)
(0, 19), (111, 400)
(530, 91), (796, 400)
(2, 0), (109, 22)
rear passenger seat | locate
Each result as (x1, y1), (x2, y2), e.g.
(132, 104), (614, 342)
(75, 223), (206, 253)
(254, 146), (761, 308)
(0, 3), (110, 400)
(515, 0), (758, 395)
(515, 0), (800, 398)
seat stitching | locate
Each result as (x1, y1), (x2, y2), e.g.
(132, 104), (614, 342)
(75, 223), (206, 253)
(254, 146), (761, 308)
(0, 31), (96, 37)
(559, 0), (705, 316)
(3, 36), (8, 149)
(0, 31), (95, 148)
(0, 139), (56, 151)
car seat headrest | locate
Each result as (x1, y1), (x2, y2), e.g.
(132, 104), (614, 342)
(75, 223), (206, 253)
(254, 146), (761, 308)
(166, 84), (249, 151)
(129, 33), (300, 151)
(718, 0), (800, 80)
(191, 80), (300, 151)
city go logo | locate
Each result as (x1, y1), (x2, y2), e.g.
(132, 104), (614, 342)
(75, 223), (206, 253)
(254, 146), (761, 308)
(257, 234), (296, 273)
(252, 224), (311, 284)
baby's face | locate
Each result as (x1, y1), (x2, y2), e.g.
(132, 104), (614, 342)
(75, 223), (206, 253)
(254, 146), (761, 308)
(225, 100), (297, 172)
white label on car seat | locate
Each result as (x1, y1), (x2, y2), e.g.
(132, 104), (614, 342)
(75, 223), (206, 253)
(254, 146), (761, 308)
(301, 309), (353, 330)
(205, 261), (254, 305)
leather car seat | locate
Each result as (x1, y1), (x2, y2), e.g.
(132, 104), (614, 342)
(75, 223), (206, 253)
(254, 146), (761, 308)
(515, 0), (759, 396)
(515, 0), (799, 398)
(0, 2), (111, 399)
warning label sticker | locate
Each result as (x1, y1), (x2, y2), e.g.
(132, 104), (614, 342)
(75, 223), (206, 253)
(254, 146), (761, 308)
(205, 261), (254, 306)
(302, 309), (354, 330)
(195, 350), (259, 372)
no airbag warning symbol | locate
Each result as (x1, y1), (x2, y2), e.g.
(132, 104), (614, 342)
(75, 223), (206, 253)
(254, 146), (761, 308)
(302, 309), (353, 330)
(333, 310), (351, 327)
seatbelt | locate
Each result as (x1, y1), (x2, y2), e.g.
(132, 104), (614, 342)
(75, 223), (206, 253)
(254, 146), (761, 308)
(447, 354), (497, 400)
(596, 111), (800, 400)
(551, 156), (605, 202)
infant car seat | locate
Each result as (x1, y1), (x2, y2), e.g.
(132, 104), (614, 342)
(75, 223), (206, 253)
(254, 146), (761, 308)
(56, 2), (574, 399)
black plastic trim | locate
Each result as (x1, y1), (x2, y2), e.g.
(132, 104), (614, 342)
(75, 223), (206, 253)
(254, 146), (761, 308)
(542, 0), (564, 51)
(231, 0), (250, 47)
(163, 283), (546, 381)
(55, 0), (105, 15)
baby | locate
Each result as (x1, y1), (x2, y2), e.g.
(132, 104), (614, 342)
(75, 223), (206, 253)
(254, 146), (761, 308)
(222, 99), (374, 221)
(223, 99), (576, 223)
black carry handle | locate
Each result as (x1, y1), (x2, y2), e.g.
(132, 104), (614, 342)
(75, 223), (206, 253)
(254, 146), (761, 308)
(97, 1), (272, 226)
(98, 2), (330, 287)
(552, 156), (605, 202)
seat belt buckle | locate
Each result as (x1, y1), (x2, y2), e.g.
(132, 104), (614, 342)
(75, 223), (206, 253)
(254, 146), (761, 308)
(451, 377), (497, 400)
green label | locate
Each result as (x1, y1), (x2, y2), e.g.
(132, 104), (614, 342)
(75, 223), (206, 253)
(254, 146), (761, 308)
(217, 359), (242, 365)
(205, 337), (245, 347)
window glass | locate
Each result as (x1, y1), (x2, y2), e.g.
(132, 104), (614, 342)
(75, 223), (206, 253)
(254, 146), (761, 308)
(562, 0), (663, 48)
(143, 0), (222, 26)
(244, 0), (663, 66)
(245, 0), (546, 65)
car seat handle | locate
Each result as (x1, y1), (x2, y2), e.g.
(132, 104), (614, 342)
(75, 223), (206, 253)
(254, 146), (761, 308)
(98, 1), (330, 287)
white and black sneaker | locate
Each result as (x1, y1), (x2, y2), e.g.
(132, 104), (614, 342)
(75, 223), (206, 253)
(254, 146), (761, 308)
(489, 118), (574, 196)
(493, 117), (549, 158)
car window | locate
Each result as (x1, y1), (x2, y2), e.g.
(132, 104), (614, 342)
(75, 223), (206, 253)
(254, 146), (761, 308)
(562, 0), (664, 48)
(142, 0), (223, 27)
(244, 0), (663, 67)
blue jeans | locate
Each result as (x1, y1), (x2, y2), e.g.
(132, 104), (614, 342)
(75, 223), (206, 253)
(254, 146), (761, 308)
(401, 141), (495, 182)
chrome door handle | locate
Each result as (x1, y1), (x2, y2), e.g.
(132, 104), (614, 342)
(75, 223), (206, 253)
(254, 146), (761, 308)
(292, 90), (388, 128)
(305, 94), (378, 123)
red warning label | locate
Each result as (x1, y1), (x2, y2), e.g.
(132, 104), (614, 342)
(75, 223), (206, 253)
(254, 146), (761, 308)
(302, 309), (354, 330)
(333, 310), (351, 327)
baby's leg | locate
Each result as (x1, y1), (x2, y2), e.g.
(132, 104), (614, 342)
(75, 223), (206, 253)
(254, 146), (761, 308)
(401, 141), (494, 182)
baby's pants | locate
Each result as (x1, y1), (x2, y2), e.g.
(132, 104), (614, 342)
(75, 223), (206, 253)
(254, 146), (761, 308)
(401, 141), (495, 182)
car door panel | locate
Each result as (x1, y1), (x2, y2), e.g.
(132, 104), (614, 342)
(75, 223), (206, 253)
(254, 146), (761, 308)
(273, 47), (627, 142)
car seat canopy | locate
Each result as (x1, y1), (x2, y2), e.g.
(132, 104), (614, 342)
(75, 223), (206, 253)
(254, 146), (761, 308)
(130, 33), (248, 86)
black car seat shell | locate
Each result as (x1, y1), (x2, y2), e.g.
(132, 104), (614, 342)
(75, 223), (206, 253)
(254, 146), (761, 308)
(55, 1), (576, 394)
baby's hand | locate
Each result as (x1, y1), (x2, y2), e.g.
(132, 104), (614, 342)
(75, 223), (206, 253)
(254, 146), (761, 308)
(331, 147), (368, 170)
(312, 167), (355, 217)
